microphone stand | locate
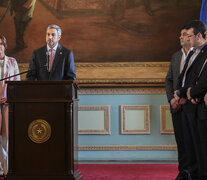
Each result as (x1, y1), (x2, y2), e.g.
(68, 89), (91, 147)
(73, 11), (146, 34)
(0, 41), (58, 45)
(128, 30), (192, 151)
(0, 65), (47, 82)
(0, 65), (47, 104)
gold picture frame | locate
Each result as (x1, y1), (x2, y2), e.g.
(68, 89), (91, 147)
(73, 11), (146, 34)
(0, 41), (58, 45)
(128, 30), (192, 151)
(120, 105), (150, 134)
(160, 105), (174, 134)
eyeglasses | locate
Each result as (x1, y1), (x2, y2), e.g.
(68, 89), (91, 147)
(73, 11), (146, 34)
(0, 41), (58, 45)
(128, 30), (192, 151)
(180, 32), (195, 37)
(187, 34), (195, 38)
(180, 32), (188, 37)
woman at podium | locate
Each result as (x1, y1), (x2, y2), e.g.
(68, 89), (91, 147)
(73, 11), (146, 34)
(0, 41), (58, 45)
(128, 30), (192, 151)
(0, 35), (21, 176)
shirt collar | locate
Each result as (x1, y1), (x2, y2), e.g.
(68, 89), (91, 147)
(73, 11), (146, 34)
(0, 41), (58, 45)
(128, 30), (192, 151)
(47, 43), (58, 51)
(181, 47), (194, 56)
(198, 42), (207, 51)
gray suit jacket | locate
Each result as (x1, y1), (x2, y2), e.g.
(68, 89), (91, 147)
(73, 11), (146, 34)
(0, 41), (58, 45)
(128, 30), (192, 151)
(165, 50), (182, 103)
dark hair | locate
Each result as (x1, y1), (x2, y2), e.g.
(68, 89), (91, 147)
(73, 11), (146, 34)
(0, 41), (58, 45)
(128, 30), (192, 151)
(184, 20), (207, 38)
(180, 24), (190, 31)
(0, 35), (7, 49)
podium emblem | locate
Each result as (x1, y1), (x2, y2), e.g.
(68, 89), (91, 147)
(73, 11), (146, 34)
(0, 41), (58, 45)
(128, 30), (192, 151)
(28, 119), (51, 143)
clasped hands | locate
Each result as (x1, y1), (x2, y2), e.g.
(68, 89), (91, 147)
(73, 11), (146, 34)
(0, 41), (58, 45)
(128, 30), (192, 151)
(170, 97), (181, 111)
(173, 88), (207, 108)
(171, 90), (186, 111)
(0, 97), (7, 104)
(173, 88), (198, 109)
(186, 88), (207, 105)
(186, 87), (199, 104)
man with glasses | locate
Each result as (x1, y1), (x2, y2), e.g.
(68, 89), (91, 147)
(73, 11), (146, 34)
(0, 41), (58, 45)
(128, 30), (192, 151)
(166, 26), (193, 180)
(174, 20), (207, 180)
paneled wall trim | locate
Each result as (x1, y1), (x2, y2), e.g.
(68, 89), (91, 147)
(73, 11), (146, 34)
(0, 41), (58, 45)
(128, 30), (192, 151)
(78, 105), (110, 135)
(77, 145), (177, 151)
(160, 105), (174, 134)
(78, 87), (166, 95)
(120, 105), (150, 134)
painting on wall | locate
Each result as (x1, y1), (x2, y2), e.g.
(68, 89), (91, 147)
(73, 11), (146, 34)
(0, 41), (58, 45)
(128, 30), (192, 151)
(0, 0), (202, 63)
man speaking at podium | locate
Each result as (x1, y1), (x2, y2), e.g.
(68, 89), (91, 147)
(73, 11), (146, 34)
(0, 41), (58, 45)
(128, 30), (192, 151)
(26, 24), (76, 80)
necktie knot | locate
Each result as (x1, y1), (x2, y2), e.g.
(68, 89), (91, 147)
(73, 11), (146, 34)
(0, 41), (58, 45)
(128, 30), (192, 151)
(50, 48), (54, 56)
(185, 50), (194, 64)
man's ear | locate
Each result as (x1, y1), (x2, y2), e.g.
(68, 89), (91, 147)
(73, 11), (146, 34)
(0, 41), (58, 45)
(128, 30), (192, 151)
(196, 32), (202, 40)
(58, 36), (61, 41)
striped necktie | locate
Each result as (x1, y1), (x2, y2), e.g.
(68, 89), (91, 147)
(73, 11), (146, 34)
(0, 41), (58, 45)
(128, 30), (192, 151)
(177, 50), (194, 88)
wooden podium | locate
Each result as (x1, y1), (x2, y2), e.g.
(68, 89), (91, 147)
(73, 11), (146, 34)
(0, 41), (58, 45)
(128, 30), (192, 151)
(5, 81), (81, 180)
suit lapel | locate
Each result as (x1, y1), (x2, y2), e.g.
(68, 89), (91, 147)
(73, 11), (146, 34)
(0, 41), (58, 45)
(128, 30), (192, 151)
(41, 46), (48, 67)
(175, 51), (182, 76)
(186, 44), (207, 78)
(188, 45), (207, 72)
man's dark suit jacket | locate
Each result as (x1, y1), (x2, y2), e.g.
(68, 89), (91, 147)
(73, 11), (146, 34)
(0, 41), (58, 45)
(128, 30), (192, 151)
(190, 59), (207, 99)
(177, 44), (207, 113)
(26, 44), (76, 80)
(178, 44), (207, 98)
(166, 50), (182, 103)
(189, 47), (207, 120)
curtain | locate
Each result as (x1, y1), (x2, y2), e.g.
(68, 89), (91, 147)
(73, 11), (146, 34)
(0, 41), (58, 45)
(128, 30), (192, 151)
(200, 0), (207, 25)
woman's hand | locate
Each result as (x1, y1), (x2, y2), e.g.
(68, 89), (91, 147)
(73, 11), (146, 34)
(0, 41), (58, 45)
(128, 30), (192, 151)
(0, 98), (7, 104)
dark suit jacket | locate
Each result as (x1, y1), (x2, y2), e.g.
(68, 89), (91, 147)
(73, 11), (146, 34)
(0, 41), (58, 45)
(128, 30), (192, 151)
(166, 50), (183, 114)
(26, 44), (76, 80)
(178, 44), (207, 98)
(190, 53), (207, 120)
(177, 44), (207, 113)
(190, 59), (207, 99)
(165, 50), (182, 103)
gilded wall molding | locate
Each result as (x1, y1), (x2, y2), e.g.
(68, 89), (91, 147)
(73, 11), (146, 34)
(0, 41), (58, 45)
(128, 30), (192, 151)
(76, 62), (169, 86)
(160, 105), (174, 134)
(77, 79), (165, 86)
(78, 87), (165, 95)
(78, 105), (110, 135)
(18, 63), (29, 80)
(120, 105), (150, 134)
(76, 62), (170, 68)
(18, 62), (169, 87)
(77, 145), (177, 151)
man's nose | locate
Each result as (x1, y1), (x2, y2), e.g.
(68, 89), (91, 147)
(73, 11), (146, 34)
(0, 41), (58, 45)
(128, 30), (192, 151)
(179, 35), (184, 39)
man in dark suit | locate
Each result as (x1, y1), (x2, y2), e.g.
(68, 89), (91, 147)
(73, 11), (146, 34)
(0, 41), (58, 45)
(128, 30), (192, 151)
(185, 41), (207, 180)
(165, 26), (192, 180)
(26, 24), (76, 80)
(174, 20), (207, 180)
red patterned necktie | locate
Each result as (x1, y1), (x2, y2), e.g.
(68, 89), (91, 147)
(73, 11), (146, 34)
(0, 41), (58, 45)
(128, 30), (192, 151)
(50, 48), (54, 71)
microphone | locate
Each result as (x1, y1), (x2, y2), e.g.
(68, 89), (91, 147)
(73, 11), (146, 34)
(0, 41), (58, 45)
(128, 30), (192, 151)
(46, 51), (51, 72)
(0, 64), (48, 82)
